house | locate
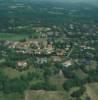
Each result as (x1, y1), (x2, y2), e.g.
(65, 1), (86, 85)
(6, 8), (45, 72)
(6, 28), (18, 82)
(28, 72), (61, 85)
(45, 44), (54, 54)
(17, 61), (28, 70)
(52, 56), (62, 62)
(8, 42), (19, 49)
(56, 49), (65, 56)
(62, 60), (73, 67)
(36, 57), (48, 64)
(47, 31), (54, 36)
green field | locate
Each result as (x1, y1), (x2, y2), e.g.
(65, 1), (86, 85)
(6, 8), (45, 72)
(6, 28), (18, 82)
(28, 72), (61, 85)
(0, 33), (39, 41)
(25, 90), (71, 100)
(0, 66), (43, 79)
(0, 91), (70, 100)
(0, 92), (24, 100)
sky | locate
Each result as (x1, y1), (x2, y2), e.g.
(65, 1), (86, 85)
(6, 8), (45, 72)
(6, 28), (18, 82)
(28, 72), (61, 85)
(37, 0), (98, 3)
(36, 0), (98, 6)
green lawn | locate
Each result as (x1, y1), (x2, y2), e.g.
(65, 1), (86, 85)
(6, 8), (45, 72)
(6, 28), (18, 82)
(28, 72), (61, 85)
(0, 33), (29, 41)
(0, 32), (39, 41)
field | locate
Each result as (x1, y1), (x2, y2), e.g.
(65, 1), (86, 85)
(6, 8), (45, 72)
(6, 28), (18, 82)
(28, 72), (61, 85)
(0, 83), (98, 100)
(49, 72), (66, 90)
(0, 92), (24, 100)
(0, 33), (39, 41)
(1, 65), (98, 100)
(0, 90), (70, 100)
(85, 83), (98, 100)
(25, 90), (71, 100)
(0, 66), (43, 79)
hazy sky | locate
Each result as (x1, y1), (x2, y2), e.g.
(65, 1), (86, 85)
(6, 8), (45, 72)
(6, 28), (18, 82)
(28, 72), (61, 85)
(38, 0), (98, 3)
(62, 0), (97, 1)
(37, 0), (98, 6)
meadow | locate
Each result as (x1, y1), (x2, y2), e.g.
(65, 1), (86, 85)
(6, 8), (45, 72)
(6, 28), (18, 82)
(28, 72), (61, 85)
(0, 33), (39, 41)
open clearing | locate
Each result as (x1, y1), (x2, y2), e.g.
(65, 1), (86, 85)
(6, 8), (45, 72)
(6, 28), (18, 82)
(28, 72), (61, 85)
(25, 90), (71, 100)
(0, 92), (24, 100)
(0, 66), (43, 79)
(0, 90), (70, 100)
(86, 83), (98, 100)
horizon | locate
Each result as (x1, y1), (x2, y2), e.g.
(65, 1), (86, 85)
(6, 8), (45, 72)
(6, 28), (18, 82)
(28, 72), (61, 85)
(14, 0), (98, 6)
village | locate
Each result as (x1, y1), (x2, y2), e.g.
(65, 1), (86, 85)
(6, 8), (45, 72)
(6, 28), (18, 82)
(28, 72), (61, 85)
(0, 24), (97, 72)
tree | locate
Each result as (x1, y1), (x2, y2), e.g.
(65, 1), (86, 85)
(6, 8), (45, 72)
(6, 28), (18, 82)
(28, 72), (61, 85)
(3, 78), (28, 93)
(63, 77), (85, 91)
(71, 86), (86, 97)
(30, 82), (57, 91)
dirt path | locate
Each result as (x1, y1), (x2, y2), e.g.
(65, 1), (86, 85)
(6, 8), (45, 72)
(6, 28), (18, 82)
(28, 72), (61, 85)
(25, 91), (29, 100)
(67, 47), (74, 58)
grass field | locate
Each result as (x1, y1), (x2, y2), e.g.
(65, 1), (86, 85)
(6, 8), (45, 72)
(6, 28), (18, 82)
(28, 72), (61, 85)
(0, 66), (43, 79)
(49, 72), (66, 90)
(0, 90), (71, 100)
(0, 33), (39, 41)
(85, 83), (98, 100)
(25, 90), (71, 100)
(0, 92), (24, 100)
(0, 33), (29, 41)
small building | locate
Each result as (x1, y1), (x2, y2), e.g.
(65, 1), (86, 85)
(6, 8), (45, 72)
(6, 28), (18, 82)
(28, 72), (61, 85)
(17, 61), (28, 70)
(52, 56), (62, 62)
(45, 44), (54, 54)
(56, 49), (65, 56)
(36, 57), (48, 64)
(62, 60), (72, 67)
